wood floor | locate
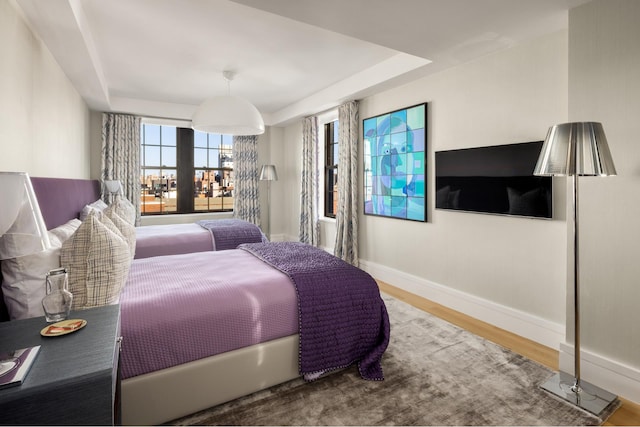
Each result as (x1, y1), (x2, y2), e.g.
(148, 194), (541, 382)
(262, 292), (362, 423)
(377, 281), (640, 426)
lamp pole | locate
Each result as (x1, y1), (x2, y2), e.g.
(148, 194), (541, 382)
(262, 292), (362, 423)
(265, 178), (271, 239)
(571, 173), (581, 393)
(259, 165), (278, 240)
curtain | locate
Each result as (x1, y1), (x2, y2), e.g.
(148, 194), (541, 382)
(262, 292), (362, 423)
(232, 135), (260, 225)
(101, 113), (141, 224)
(299, 116), (320, 246)
(334, 101), (359, 266)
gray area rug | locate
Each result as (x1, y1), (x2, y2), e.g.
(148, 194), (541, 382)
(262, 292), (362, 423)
(171, 294), (616, 426)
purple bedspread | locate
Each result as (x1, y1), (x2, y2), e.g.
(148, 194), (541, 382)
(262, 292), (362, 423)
(134, 223), (214, 259)
(120, 250), (298, 379)
(197, 219), (266, 250)
(239, 242), (390, 381)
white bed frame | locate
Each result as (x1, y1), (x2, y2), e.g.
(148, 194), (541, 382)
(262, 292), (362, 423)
(121, 334), (300, 425)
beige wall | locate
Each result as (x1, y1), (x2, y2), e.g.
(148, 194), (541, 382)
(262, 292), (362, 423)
(0, 0), (90, 178)
(358, 30), (569, 323)
(564, 0), (640, 383)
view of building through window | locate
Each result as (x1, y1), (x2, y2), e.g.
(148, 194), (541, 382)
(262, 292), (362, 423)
(140, 123), (234, 215)
(193, 130), (234, 212)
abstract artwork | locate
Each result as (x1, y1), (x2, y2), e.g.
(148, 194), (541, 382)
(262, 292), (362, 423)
(363, 103), (427, 221)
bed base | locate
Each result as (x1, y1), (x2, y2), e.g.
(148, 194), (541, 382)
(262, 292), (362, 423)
(121, 334), (300, 425)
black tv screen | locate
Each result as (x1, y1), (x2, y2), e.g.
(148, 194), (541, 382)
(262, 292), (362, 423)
(435, 141), (552, 218)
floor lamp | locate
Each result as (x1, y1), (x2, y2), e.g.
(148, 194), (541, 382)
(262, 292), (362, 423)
(259, 165), (277, 239)
(534, 122), (617, 415)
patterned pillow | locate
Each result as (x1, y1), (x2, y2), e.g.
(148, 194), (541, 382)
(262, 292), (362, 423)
(60, 211), (131, 310)
(103, 206), (136, 259)
(110, 197), (136, 226)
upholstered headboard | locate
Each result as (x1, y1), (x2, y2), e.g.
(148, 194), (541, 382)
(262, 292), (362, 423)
(0, 177), (101, 321)
(30, 177), (102, 229)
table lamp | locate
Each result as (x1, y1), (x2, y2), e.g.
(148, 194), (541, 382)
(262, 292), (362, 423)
(0, 172), (50, 260)
(104, 179), (122, 202)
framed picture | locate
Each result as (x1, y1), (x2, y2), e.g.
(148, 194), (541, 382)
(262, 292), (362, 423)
(363, 103), (427, 222)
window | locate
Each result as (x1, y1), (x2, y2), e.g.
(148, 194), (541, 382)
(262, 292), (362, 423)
(193, 131), (234, 212)
(140, 124), (177, 214)
(140, 123), (234, 215)
(324, 120), (339, 218)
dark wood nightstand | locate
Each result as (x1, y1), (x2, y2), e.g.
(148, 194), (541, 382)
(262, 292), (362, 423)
(0, 304), (121, 425)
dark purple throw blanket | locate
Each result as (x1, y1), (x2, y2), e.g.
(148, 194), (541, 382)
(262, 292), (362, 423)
(197, 219), (266, 250)
(239, 242), (390, 381)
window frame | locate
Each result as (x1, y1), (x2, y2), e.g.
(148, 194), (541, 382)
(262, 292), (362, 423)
(139, 123), (178, 215)
(140, 120), (234, 216)
(323, 120), (339, 219)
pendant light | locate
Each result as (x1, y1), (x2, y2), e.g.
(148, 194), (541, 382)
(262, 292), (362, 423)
(192, 71), (265, 136)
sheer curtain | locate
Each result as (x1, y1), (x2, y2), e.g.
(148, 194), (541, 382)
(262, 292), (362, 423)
(334, 101), (359, 266)
(299, 116), (320, 245)
(232, 135), (260, 225)
(101, 113), (141, 224)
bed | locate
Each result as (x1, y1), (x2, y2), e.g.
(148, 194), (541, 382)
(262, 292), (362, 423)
(29, 177), (267, 259)
(134, 219), (267, 259)
(1, 177), (390, 426)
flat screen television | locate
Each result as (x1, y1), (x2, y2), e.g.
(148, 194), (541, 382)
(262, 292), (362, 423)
(435, 141), (552, 219)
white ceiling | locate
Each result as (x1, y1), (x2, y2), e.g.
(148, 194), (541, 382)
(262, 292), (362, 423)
(16, 0), (590, 127)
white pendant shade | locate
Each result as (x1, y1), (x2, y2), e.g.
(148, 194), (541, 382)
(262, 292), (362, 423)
(192, 95), (264, 135)
(192, 71), (265, 136)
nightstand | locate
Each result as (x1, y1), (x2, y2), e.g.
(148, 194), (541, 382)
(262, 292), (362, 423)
(0, 304), (121, 425)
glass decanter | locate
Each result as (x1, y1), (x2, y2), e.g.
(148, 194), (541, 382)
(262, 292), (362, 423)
(42, 267), (73, 323)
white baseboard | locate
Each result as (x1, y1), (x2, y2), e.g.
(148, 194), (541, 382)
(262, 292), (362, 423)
(359, 258), (640, 405)
(359, 259), (565, 350)
(559, 343), (640, 404)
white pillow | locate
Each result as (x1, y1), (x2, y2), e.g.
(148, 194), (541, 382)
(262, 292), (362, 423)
(61, 211), (131, 310)
(79, 199), (109, 221)
(49, 218), (82, 242)
(1, 218), (82, 320)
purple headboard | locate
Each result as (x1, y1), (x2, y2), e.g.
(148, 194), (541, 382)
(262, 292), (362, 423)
(30, 177), (102, 229)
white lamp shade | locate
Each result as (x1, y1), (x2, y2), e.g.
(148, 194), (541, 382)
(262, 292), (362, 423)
(0, 172), (51, 259)
(260, 165), (278, 181)
(104, 179), (122, 194)
(534, 122), (617, 177)
(192, 95), (265, 136)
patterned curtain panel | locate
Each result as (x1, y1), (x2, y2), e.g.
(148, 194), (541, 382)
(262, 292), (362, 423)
(232, 135), (260, 225)
(334, 101), (359, 266)
(101, 113), (141, 225)
(299, 116), (320, 246)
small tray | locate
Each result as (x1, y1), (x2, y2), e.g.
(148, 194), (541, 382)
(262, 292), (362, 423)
(40, 319), (87, 337)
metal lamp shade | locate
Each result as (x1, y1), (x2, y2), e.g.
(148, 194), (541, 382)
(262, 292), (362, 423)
(534, 122), (617, 177)
(259, 165), (278, 181)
